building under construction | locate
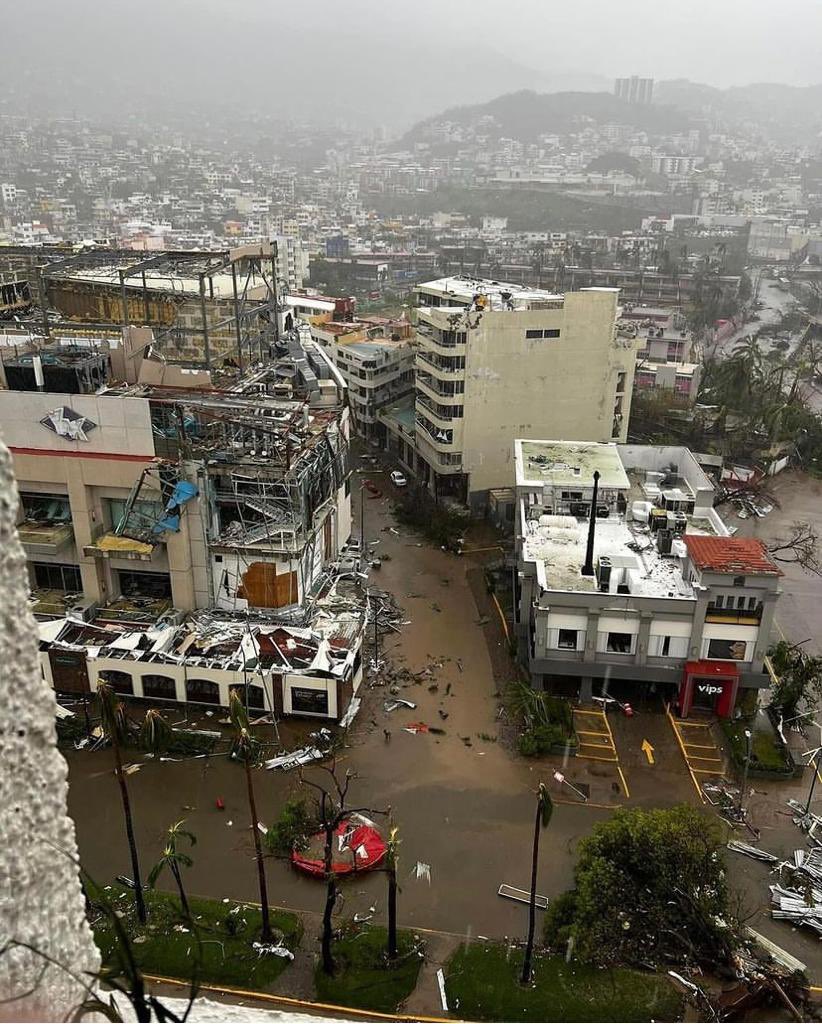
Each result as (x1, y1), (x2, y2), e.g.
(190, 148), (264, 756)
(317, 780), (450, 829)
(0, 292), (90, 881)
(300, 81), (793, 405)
(0, 243), (283, 367)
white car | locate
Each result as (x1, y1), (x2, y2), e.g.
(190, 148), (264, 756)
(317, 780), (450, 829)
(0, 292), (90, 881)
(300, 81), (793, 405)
(390, 471), (408, 487)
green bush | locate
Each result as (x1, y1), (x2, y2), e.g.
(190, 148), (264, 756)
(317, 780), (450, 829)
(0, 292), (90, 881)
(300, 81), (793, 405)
(265, 796), (316, 855)
(518, 723), (570, 756)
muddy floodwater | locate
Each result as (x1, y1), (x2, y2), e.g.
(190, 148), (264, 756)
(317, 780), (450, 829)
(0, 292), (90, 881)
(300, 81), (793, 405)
(64, 463), (822, 972)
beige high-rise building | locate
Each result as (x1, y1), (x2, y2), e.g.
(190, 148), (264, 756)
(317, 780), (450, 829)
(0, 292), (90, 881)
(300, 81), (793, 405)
(380, 278), (641, 510)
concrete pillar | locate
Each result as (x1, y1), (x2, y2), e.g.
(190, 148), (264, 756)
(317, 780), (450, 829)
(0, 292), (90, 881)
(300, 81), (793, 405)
(637, 612), (653, 667)
(688, 591), (711, 660)
(755, 590), (780, 668)
(579, 676), (593, 703)
(583, 610), (600, 663)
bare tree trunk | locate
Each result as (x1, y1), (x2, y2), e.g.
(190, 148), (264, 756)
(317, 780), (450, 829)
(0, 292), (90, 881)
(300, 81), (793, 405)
(171, 860), (191, 921)
(520, 799), (542, 984)
(387, 862), (398, 959)
(113, 735), (147, 924)
(321, 819), (336, 975)
(244, 758), (272, 941)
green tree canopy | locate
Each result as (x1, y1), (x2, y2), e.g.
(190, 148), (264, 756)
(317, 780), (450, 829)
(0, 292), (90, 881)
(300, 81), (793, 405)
(544, 805), (736, 969)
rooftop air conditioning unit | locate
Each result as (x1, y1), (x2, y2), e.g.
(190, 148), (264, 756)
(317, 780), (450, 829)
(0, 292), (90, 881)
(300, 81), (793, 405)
(68, 600), (98, 622)
(657, 528), (673, 555)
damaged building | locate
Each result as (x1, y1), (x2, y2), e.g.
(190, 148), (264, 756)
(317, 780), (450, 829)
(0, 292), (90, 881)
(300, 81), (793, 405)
(0, 243), (281, 366)
(2, 318), (360, 719)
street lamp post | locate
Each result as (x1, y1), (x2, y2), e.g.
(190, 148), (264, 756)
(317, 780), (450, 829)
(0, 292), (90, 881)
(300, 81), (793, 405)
(739, 728), (753, 817)
(805, 748), (821, 816)
(360, 482), (365, 549)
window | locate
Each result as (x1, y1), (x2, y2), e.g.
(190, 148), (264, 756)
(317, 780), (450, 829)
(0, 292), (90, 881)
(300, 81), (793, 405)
(707, 638), (748, 661)
(186, 678), (220, 704)
(105, 497), (164, 533)
(20, 492), (71, 522)
(557, 629), (578, 650)
(117, 570), (172, 600)
(747, 597), (757, 610)
(661, 635), (671, 656)
(733, 576), (745, 586)
(142, 674), (177, 700)
(616, 371), (626, 392)
(714, 595), (724, 609)
(233, 684), (266, 710)
(606, 632), (633, 654)
(290, 686), (329, 715)
(33, 562), (82, 592)
(100, 670), (133, 696)
(526, 328), (561, 340)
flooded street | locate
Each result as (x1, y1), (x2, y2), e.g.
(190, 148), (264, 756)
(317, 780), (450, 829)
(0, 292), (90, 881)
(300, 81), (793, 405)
(63, 461), (822, 974)
(66, 463), (616, 940)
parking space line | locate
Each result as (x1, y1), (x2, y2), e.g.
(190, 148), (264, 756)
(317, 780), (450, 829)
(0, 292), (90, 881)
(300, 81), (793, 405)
(666, 703), (706, 802)
(572, 708), (630, 797)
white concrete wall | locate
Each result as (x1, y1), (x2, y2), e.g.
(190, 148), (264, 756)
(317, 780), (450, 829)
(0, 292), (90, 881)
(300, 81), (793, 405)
(459, 290), (638, 496)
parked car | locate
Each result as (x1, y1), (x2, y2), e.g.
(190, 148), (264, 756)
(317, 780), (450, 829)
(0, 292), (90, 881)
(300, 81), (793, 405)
(390, 471), (408, 487)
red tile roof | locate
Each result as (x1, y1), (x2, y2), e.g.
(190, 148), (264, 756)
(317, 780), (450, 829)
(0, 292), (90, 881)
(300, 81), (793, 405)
(683, 535), (782, 576)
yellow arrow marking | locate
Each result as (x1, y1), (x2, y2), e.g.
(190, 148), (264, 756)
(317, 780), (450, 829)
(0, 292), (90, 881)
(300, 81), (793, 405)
(641, 738), (655, 765)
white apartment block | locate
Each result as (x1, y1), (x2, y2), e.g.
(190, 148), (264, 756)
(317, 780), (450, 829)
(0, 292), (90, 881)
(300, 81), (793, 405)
(380, 277), (640, 510)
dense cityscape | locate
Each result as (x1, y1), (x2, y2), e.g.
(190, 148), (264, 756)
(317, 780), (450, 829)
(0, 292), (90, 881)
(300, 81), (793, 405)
(4, 3), (822, 1022)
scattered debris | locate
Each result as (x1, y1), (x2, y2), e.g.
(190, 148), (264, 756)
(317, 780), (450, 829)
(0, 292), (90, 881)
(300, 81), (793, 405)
(413, 861), (432, 884)
(436, 968), (449, 1013)
(727, 840), (779, 863)
(383, 698), (417, 713)
(264, 746), (325, 771)
(498, 883), (549, 909)
(252, 942), (294, 960)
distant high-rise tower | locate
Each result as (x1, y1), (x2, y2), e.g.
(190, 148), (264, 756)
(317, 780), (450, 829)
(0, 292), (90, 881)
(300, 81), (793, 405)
(614, 76), (654, 105)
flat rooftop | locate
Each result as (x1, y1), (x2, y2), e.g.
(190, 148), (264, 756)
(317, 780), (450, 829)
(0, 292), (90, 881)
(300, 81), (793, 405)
(521, 513), (716, 598)
(417, 276), (565, 310)
(515, 440), (630, 491)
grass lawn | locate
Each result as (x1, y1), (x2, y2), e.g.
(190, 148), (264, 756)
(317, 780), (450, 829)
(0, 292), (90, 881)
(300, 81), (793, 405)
(445, 943), (683, 1023)
(722, 715), (788, 771)
(314, 925), (424, 1014)
(89, 884), (302, 990)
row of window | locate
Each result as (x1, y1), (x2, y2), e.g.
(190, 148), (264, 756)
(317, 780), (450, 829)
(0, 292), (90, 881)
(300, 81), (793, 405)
(32, 562), (172, 600)
(525, 328), (561, 340)
(551, 629), (750, 662)
(96, 670), (330, 715)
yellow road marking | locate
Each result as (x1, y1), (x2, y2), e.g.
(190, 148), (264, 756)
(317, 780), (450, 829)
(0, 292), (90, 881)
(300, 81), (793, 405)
(599, 707), (631, 799)
(577, 728), (611, 736)
(573, 708), (608, 716)
(576, 753), (619, 763)
(666, 703), (706, 802)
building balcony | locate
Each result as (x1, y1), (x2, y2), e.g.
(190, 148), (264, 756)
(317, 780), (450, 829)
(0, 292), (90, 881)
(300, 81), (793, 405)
(415, 394), (462, 425)
(83, 524), (163, 563)
(17, 520), (75, 557)
(416, 371), (464, 403)
(416, 350), (465, 378)
(704, 605), (763, 625)
(415, 412), (460, 452)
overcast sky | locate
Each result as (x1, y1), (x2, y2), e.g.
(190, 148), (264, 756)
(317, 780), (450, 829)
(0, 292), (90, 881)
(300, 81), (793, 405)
(3, 0), (821, 127)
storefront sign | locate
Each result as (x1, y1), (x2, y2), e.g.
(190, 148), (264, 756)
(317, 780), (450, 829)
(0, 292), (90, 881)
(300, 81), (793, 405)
(697, 683), (723, 696)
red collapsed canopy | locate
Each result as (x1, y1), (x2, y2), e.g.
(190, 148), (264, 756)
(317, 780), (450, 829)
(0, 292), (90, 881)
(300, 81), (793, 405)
(291, 814), (387, 878)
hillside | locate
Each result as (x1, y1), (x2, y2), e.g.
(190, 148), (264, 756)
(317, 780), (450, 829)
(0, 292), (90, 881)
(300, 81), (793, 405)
(399, 89), (692, 147)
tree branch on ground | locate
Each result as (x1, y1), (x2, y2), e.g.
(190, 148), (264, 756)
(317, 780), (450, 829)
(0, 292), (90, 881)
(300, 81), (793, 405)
(768, 521), (822, 574)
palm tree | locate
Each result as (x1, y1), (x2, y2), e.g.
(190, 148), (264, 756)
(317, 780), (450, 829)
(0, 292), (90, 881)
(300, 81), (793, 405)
(385, 822), (400, 960)
(140, 707), (173, 755)
(98, 681), (147, 924)
(148, 820), (197, 920)
(521, 783), (553, 985)
(229, 689), (273, 942)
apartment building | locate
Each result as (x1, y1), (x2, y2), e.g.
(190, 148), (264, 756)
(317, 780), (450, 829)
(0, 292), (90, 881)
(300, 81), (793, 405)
(514, 440), (781, 717)
(308, 317), (415, 440)
(621, 305), (702, 401)
(380, 277), (640, 509)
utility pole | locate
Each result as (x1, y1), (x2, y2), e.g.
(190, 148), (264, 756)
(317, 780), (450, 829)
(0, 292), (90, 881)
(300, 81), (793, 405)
(198, 273), (211, 370)
(805, 748), (821, 815)
(360, 483), (365, 548)
(738, 728), (752, 817)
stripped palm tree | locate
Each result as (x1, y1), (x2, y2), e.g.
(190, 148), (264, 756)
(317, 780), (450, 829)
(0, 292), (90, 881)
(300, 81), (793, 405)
(229, 688), (272, 942)
(140, 707), (173, 756)
(98, 681), (147, 924)
(148, 820), (197, 920)
(385, 821), (400, 960)
(521, 783), (553, 985)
